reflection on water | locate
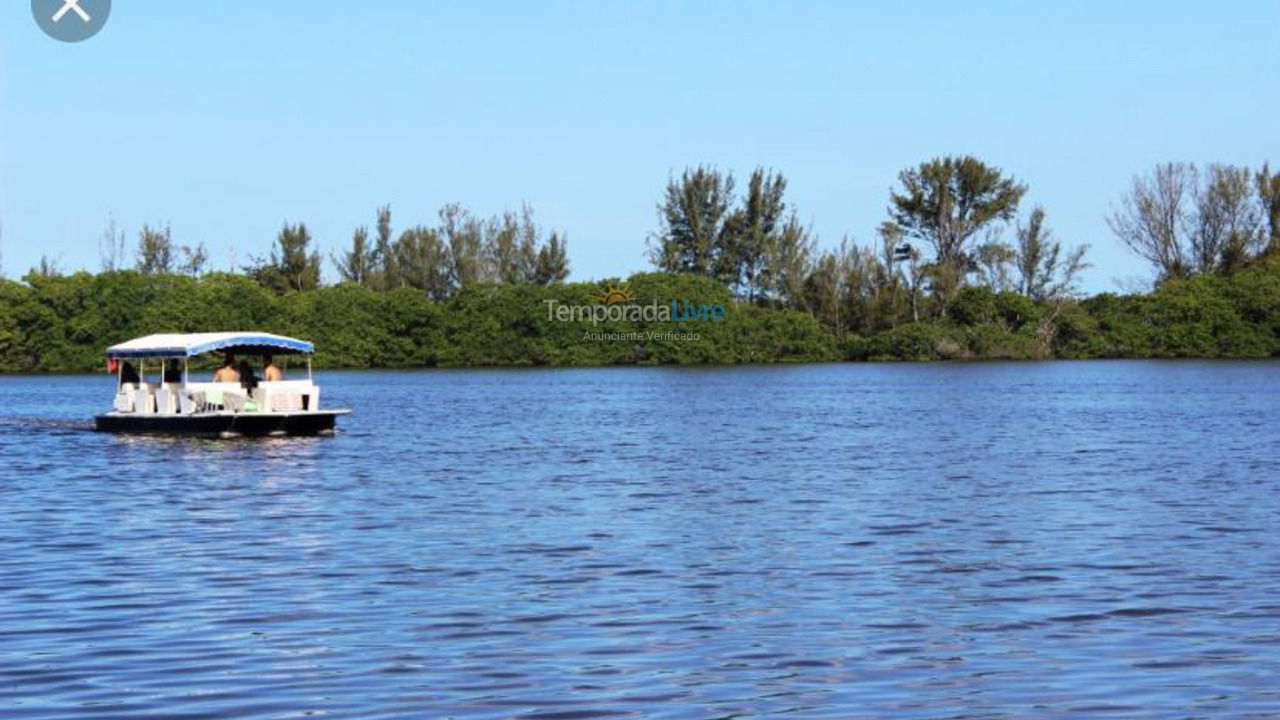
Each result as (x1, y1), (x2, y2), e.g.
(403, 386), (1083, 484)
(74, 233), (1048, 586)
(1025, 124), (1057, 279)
(2, 362), (1279, 719)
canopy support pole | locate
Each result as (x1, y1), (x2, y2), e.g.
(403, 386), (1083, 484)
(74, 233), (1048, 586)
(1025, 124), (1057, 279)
(307, 357), (313, 382)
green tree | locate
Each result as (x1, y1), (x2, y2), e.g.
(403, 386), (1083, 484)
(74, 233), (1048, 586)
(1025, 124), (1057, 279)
(1192, 164), (1262, 273)
(1107, 162), (1195, 281)
(803, 249), (843, 333)
(486, 207), (535, 284)
(1112, 162), (1271, 279)
(843, 240), (886, 333)
(974, 238), (1016, 291)
(763, 216), (814, 308)
(335, 226), (376, 287)
(177, 243), (209, 276)
(878, 222), (924, 324)
(648, 166), (735, 277)
(0, 279), (31, 370)
(32, 255), (62, 278)
(534, 232), (570, 284)
(395, 225), (452, 300)
(136, 224), (174, 275)
(889, 156), (1027, 270)
(1256, 163), (1280, 256)
(250, 222), (321, 292)
(721, 169), (787, 300)
(874, 222), (904, 296)
(440, 204), (485, 289)
(1014, 208), (1090, 300)
(371, 205), (397, 290)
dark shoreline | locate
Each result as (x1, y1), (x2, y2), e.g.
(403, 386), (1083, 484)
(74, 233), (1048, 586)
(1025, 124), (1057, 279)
(6, 356), (1279, 379)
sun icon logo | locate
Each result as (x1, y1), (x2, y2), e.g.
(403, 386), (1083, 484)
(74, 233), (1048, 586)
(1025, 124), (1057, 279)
(590, 282), (637, 305)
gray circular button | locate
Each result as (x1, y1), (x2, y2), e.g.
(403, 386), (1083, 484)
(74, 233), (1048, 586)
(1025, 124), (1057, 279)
(32, 0), (110, 42)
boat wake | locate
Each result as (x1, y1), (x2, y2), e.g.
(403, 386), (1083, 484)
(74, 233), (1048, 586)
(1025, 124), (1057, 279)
(0, 417), (96, 434)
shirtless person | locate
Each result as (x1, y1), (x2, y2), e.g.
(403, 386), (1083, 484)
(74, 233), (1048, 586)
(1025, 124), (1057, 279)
(212, 352), (240, 382)
(262, 354), (284, 382)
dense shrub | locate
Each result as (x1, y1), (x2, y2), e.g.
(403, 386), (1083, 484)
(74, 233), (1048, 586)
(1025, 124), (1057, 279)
(862, 323), (954, 361)
(2, 262), (1278, 371)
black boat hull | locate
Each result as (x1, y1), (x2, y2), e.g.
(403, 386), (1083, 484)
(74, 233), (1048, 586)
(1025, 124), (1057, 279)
(94, 411), (346, 438)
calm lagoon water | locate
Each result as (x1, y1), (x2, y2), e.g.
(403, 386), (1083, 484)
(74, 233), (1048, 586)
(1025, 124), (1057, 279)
(2, 361), (1279, 719)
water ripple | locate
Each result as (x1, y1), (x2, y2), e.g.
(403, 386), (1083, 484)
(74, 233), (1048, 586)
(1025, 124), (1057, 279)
(1, 362), (1279, 718)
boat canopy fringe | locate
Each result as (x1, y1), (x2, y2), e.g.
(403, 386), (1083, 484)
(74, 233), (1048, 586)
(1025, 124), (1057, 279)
(106, 332), (315, 359)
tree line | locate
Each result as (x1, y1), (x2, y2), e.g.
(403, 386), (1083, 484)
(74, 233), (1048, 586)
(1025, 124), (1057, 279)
(2, 259), (1276, 373)
(1108, 163), (1280, 279)
(328, 203), (569, 298)
(28, 202), (571, 300)
(647, 157), (1280, 340)
(2, 156), (1278, 372)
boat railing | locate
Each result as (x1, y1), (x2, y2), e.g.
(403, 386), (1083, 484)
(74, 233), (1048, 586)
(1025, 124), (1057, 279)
(250, 380), (320, 412)
(114, 380), (321, 416)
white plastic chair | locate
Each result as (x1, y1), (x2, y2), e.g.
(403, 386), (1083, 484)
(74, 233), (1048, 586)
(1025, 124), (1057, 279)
(114, 392), (135, 412)
(133, 385), (156, 414)
(156, 388), (175, 415)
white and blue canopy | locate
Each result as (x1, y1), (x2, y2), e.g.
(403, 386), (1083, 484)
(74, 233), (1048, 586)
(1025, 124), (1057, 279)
(106, 332), (314, 359)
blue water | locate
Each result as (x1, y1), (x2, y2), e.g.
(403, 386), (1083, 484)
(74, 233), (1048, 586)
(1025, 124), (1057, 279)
(2, 362), (1279, 719)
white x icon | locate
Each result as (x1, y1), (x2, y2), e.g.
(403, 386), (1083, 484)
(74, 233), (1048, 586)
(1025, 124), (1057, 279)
(51, 0), (91, 24)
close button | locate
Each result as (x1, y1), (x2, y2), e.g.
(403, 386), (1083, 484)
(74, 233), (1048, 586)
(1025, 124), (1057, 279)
(32, 0), (111, 43)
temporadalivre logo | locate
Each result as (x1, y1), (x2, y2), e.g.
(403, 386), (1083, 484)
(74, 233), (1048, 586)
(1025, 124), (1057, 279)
(543, 282), (728, 328)
(589, 282), (638, 305)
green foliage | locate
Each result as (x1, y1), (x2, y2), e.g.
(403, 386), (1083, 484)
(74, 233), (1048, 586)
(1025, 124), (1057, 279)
(1220, 257), (1280, 340)
(9, 152), (1280, 372)
(248, 223), (322, 292)
(334, 226), (375, 287)
(890, 156), (1027, 267)
(731, 308), (838, 363)
(862, 323), (954, 362)
(1050, 302), (1106, 359)
(0, 279), (36, 371)
(647, 166), (811, 307)
(949, 286), (999, 326)
(136, 224), (174, 275)
(1259, 164), (1280, 255)
(963, 323), (1041, 360)
(1051, 264), (1280, 359)
(649, 166), (734, 277)
(3, 260), (1279, 372)
(994, 291), (1041, 331)
(1109, 162), (1275, 280)
(340, 203), (570, 297)
(1014, 208), (1090, 300)
(534, 233), (570, 285)
(1147, 275), (1272, 357)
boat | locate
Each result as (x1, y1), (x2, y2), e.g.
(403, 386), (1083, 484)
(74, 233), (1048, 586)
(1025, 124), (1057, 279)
(94, 332), (350, 438)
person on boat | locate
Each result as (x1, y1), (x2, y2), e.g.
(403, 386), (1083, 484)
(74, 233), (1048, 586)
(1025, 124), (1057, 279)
(163, 359), (183, 384)
(119, 361), (141, 385)
(238, 359), (259, 390)
(262, 354), (284, 382)
(212, 353), (240, 382)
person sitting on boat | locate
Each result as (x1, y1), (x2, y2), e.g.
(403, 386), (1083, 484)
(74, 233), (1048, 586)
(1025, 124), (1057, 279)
(238, 359), (259, 390)
(163, 359), (183, 384)
(212, 353), (240, 382)
(120, 361), (141, 385)
(262, 354), (284, 382)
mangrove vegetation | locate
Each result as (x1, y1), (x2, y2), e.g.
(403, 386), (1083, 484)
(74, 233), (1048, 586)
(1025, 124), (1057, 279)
(2, 157), (1278, 372)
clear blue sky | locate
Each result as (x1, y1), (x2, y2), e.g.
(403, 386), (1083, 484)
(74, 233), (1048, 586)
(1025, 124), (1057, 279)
(2, 1), (1278, 292)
